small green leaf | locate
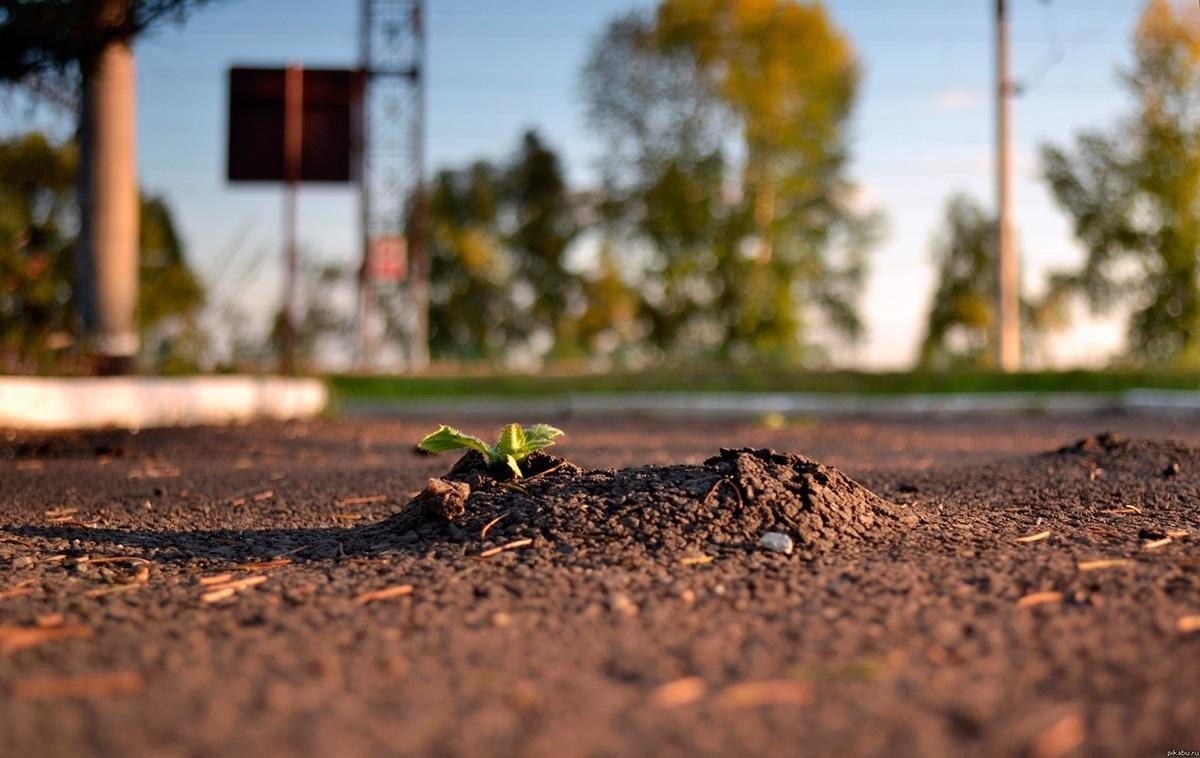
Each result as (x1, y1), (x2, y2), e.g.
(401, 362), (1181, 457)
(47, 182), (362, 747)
(516, 423), (564, 458)
(505, 454), (523, 478)
(417, 425), (492, 457)
(495, 423), (527, 459)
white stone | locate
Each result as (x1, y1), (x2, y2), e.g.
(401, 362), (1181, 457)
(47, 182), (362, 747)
(760, 531), (794, 555)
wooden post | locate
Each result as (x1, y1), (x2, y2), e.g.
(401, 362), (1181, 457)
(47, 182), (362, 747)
(280, 63), (303, 375)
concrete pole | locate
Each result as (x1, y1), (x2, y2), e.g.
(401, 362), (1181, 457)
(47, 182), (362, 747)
(995, 0), (1021, 372)
(79, 37), (139, 375)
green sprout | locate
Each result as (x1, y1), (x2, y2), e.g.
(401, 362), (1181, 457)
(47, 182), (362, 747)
(417, 422), (564, 478)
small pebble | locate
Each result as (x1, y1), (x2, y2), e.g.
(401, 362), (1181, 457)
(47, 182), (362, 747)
(12, 555), (34, 569)
(760, 532), (794, 555)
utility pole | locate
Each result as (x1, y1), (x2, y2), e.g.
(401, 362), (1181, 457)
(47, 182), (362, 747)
(358, 0), (428, 372)
(995, 0), (1020, 372)
(408, 0), (429, 372)
(78, 19), (139, 375)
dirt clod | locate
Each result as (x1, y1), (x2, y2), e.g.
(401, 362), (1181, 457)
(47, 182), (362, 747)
(389, 447), (897, 561)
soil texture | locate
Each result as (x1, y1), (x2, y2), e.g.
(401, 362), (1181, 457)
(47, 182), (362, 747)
(2, 413), (1200, 757)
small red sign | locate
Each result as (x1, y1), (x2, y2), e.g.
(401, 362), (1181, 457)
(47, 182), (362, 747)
(370, 236), (407, 283)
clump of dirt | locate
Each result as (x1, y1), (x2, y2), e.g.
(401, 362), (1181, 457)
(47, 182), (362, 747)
(376, 447), (899, 559)
(1050, 431), (1193, 479)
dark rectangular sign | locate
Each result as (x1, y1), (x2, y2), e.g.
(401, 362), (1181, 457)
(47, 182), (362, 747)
(227, 66), (364, 183)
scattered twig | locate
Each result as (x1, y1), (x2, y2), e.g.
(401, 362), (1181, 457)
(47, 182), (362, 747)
(500, 481), (529, 495)
(12, 671), (144, 699)
(201, 587), (236, 603)
(0, 624), (91, 653)
(479, 538), (534, 558)
(0, 579), (36, 600)
(702, 477), (744, 508)
(1031, 712), (1085, 758)
(198, 573), (233, 586)
(337, 494), (387, 506)
(1015, 530), (1051, 543)
(83, 556), (150, 566)
(231, 558), (292, 572)
(714, 679), (811, 709)
(680, 555), (714, 566)
(84, 584), (144, 598)
(52, 519), (103, 528)
(44, 507), (78, 523)
(127, 464), (181, 479)
(480, 513), (510, 540)
(1077, 559), (1130, 572)
(200, 575), (268, 604)
(354, 584), (414, 604)
(647, 677), (707, 708)
(252, 490), (274, 502)
(273, 544), (316, 560)
(523, 461), (569, 481)
(1143, 537), (1172, 551)
(1017, 591), (1064, 608)
(204, 576), (267, 592)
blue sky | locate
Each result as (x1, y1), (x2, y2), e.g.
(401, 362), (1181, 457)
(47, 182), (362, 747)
(2, 1), (1157, 367)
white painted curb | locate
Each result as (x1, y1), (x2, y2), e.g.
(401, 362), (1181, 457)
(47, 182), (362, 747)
(0, 376), (329, 430)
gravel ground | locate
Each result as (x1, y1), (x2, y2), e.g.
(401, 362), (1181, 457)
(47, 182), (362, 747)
(2, 411), (1200, 757)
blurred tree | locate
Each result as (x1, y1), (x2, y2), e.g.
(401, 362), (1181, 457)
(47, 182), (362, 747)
(503, 131), (581, 356)
(138, 195), (207, 372)
(582, 1), (880, 363)
(918, 194), (999, 370)
(1, 0), (219, 372)
(918, 193), (1073, 370)
(0, 132), (76, 372)
(0, 132), (206, 372)
(428, 160), (512, 359)
(427, 130), (586, 363)
(0, 1), (214, 80)
(1041, 0), (1200, 366)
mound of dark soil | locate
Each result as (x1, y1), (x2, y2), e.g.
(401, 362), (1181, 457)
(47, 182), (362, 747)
(1051, 431), (1192, 478)
(373, 447), (899, 559)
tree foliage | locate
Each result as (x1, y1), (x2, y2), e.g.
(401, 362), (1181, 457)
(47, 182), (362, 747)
(0, 132), (205, 372)
(428, 130), (581, 363)
(918, 193), (1072, 370)
(918, 194), (998, 370)
(581, 0), (880, 363)
(1041, 0), (1200, 366)
(0, 0), (217, 80)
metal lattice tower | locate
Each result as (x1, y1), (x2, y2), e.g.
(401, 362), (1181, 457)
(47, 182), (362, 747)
(358, 0), (428, 371)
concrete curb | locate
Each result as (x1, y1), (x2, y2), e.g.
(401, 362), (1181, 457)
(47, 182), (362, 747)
(345, 388), (1200, 418)
(0, 376), (329, 430)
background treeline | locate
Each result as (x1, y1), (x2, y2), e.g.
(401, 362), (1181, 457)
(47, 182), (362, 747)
(3, 0), (1200, 373)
